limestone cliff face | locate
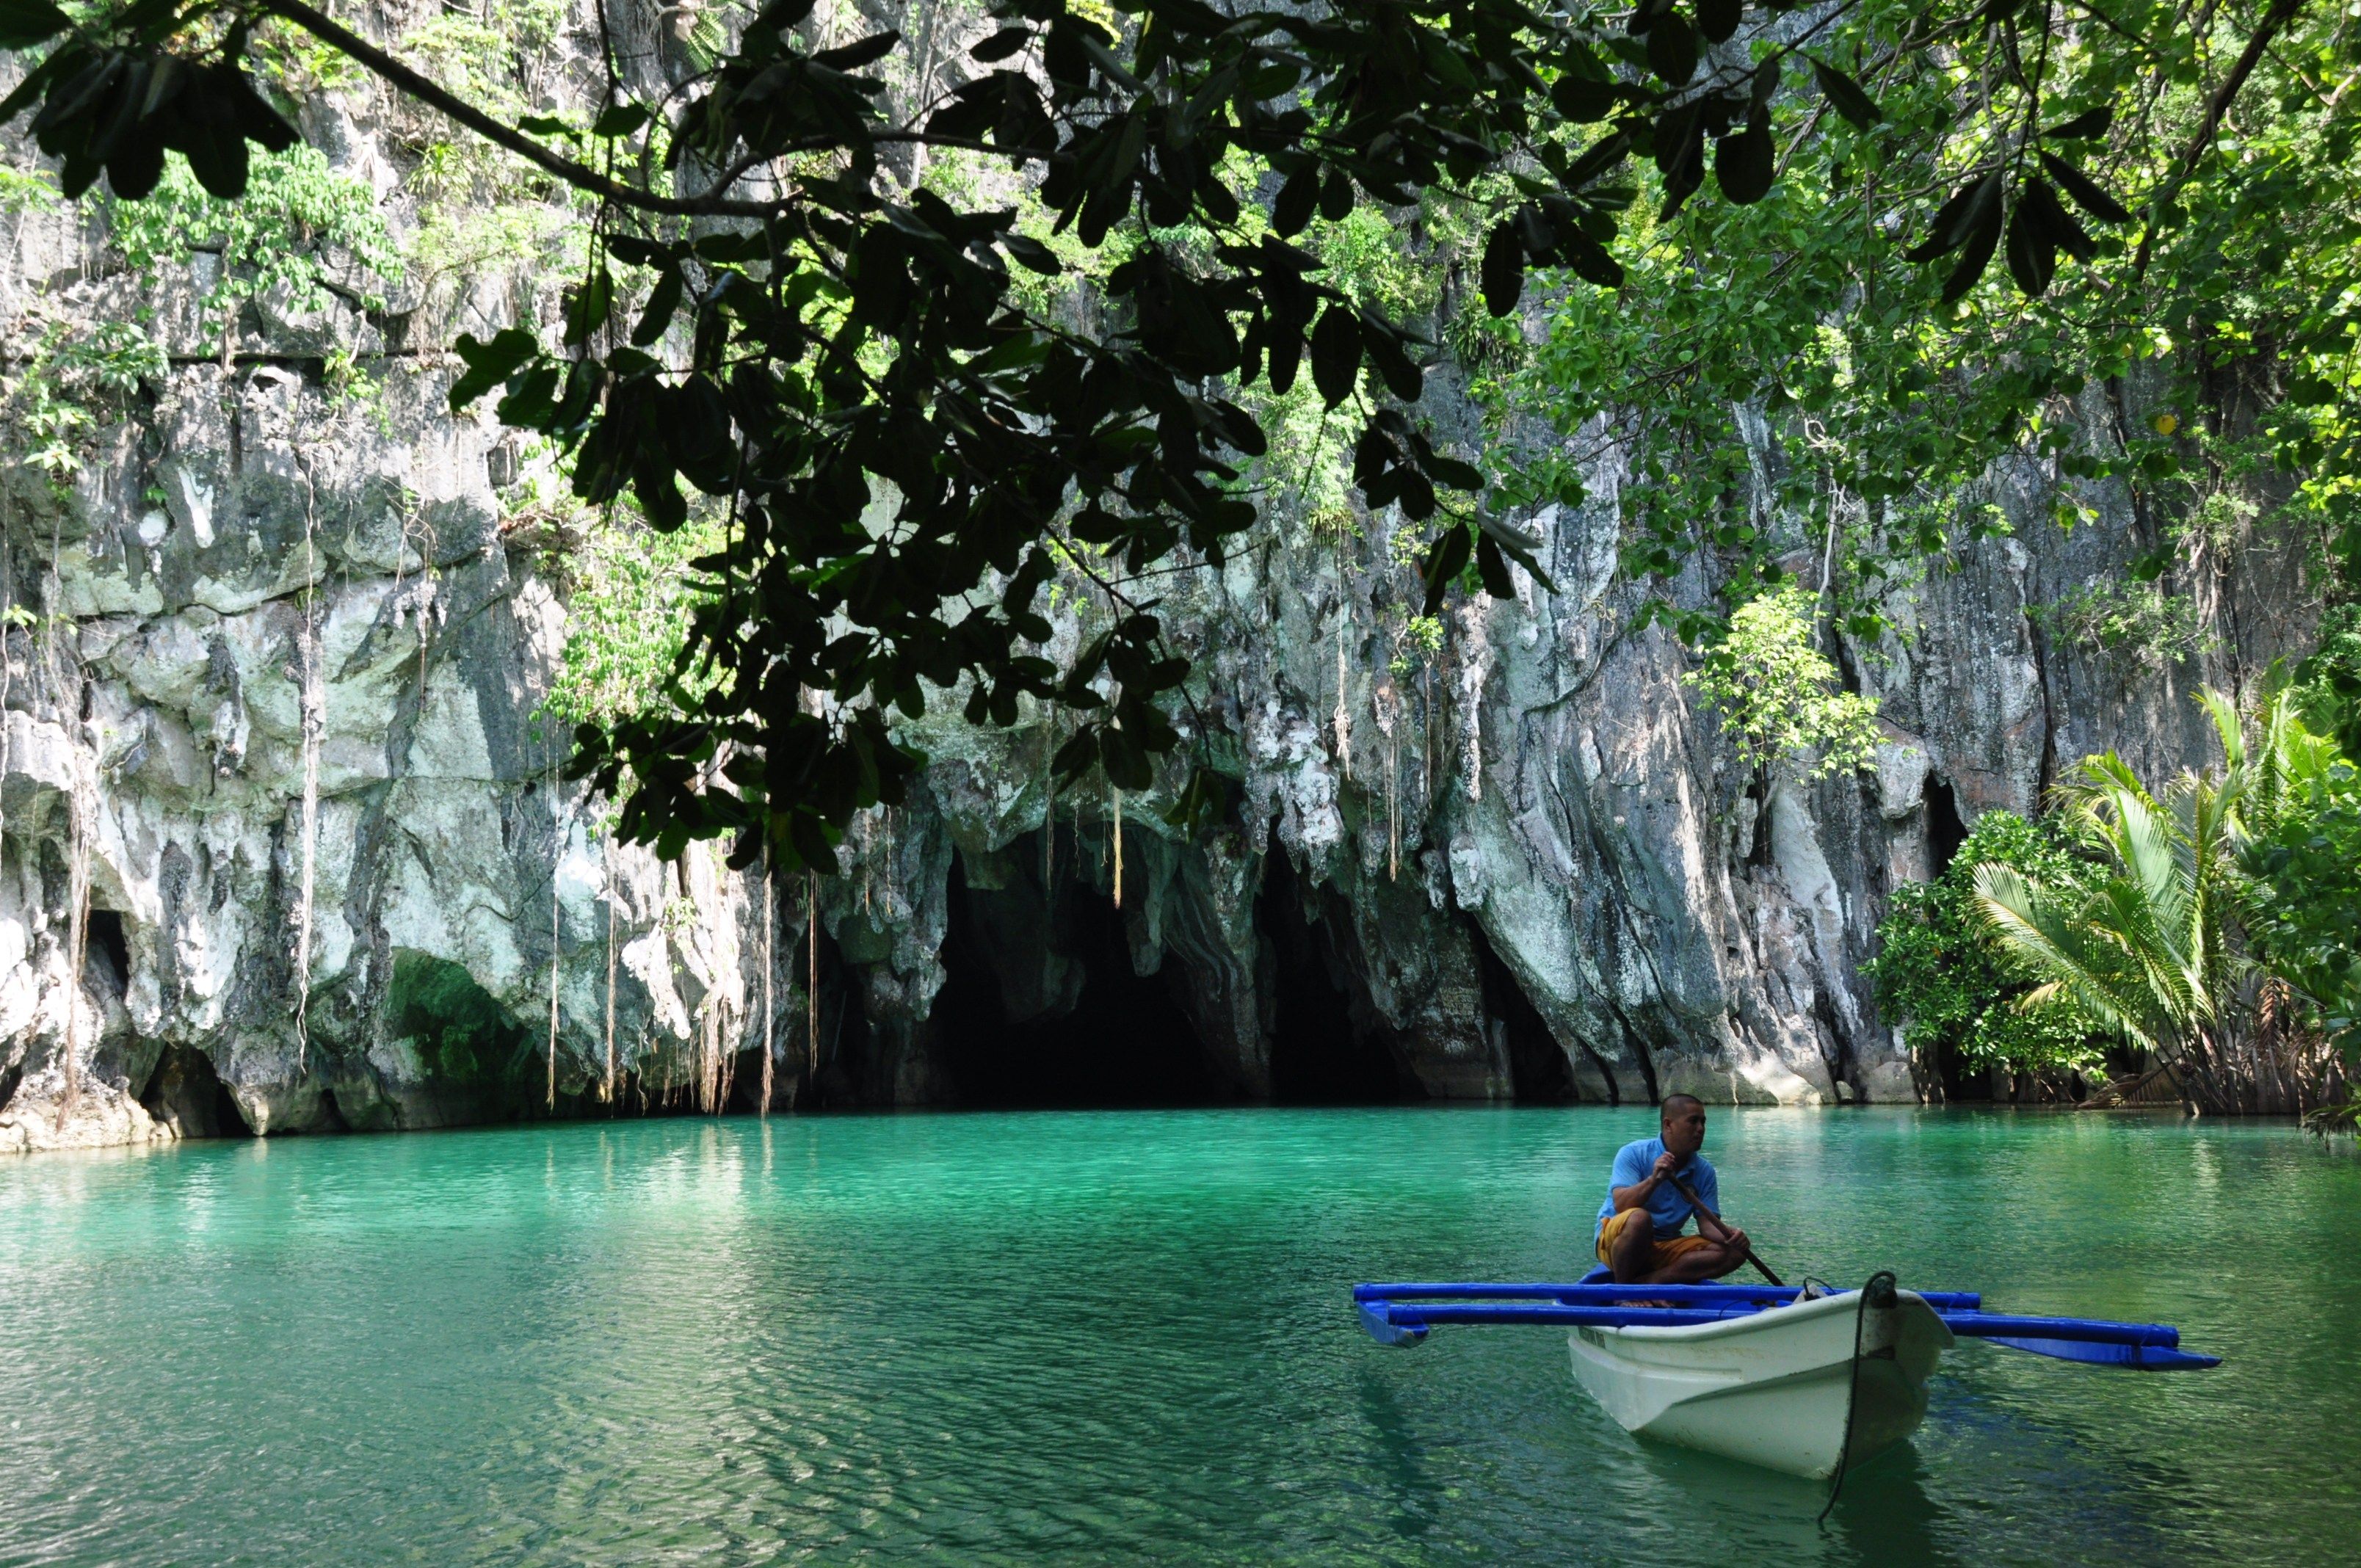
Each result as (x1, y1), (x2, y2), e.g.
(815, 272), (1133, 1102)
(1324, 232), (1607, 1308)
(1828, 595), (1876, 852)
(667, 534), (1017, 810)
(0, 12), (2321, 1150)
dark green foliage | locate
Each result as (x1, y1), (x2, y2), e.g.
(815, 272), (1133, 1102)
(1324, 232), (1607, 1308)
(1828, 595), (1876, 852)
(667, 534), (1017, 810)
(0, 0), (2302, 873)
(1868, 812), (2104, 1079)
(2244, 758), (2361, 1054)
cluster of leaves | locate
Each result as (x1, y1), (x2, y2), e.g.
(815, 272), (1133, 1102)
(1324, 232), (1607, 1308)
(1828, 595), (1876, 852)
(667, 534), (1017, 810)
(104, 142), (398, 340)
(2242, 679), (2361, 1059)
(1681, 580), (1877, 777)
(2029, 579), (2213, 671)
(2245, 769), (2361, 1055)
(540, 507), (726, 735)
(0, 0), (2324, 874)
(0, 310), (165, 487)
(1496, 0), (2356, 651)
(1866, 810), (2104, 1081)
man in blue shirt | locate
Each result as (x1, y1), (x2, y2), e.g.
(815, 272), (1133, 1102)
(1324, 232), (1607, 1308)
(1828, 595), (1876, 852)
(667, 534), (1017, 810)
(1595, 1095), (1753, 1284)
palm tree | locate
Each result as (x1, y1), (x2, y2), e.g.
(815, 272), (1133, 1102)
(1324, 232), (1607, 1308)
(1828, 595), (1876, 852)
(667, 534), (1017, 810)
(1971, 687), (2338, 1114)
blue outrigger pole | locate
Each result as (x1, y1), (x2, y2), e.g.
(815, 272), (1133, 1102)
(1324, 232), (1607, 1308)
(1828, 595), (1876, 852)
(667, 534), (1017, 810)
(1352, 1278), (2221, 1369)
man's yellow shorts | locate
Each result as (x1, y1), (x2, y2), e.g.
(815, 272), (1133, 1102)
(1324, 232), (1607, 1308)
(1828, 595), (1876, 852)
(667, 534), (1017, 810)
(1596, 1206), (1716, 1271)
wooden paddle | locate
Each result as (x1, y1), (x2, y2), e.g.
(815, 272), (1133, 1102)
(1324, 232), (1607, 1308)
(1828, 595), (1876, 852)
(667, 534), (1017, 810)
(1667, 1169), (1785, 1287)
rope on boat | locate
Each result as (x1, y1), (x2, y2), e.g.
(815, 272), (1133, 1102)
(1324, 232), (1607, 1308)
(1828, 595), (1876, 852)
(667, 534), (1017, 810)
(1820, 1270), (1898, 1525)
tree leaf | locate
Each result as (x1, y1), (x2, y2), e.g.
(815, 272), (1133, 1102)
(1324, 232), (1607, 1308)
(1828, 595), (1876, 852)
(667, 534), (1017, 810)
(1645, 12), (1698, 85)
(1273, 163), (1319, 236)
(813, 29), (899, 70)
(1268, 320), (1304, 395)
(0, 0), (70, 50)
(1695, 0), (1742, 43)
(1420, 523), (1472, 614)
(1809, 57), (1882, 128)
(2039, 150), (2131, 225)
(1002, 232), (1062, 275)
(1475, 531), (1517, 598)
(1319, 170), (1354, 221)
(2004, 206), (2055, 297)
(1907, 170), (2001, 262)
(631, 267), (683, 345)
(1941, 192), (2004, 303)
(1310, 302), (1363, 407)
(1481, 219), (1524, 317)
(2042, 103), (2114, 140)
(592, 103), (651, 138)
(972, 27), (1031, 62)
(2020, 176), (2094, 262)
(1551, 75), (1617, 124)
(1714, 113), (1774, 206)
(1556, 227), (1625, 288)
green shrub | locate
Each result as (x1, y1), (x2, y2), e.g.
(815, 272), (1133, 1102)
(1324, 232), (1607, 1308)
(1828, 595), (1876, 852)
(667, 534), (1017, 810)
(1868, 810), (2105, 1080)
(1683, 581), (1880, 777)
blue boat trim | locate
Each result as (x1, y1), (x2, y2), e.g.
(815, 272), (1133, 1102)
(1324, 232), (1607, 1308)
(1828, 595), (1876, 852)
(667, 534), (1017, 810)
(1354, 1282), (1983, 1310)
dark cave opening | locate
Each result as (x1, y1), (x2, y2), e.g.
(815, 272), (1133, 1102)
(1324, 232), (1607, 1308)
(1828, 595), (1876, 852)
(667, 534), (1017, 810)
(929, 840), (1230, 1108)
(1468, 919), (1578, 1103)
(86, 908), (129, 994)
(1924, 777), (1969, 878)
(139, 1041), (252, 1139)
(383, 949), (540, 1117)
(1260, 848), (1414, 1106)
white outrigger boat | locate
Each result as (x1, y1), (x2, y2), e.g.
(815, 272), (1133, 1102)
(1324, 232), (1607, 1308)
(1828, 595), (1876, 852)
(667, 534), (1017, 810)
(1354, 1272), (2216, 1480)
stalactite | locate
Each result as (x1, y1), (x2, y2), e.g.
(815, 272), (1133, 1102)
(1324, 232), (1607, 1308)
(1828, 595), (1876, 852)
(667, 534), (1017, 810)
(1041, 716), (1055, 887)
(760, 854), (775, 1116)
(1112, 788), (1123, 909)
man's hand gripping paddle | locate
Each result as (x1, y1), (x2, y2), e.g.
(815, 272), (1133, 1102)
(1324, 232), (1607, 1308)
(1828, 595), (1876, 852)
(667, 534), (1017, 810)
(1667, 1171), (1785, 1287)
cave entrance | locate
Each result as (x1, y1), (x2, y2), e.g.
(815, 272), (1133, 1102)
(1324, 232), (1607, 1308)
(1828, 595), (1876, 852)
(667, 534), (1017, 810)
(383, 949), (540, 1119)
(930, 838), (1228, 1107)
(1924, 777), (1969, 877)
(1466, 918), (1579, 1103)
(139, 1041), (252, 1139)
(1259, 847), (1415, 1105)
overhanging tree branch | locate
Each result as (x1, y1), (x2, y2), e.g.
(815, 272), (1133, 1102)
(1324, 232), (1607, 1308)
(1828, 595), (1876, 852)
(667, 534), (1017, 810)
(254, 0), (786, 219)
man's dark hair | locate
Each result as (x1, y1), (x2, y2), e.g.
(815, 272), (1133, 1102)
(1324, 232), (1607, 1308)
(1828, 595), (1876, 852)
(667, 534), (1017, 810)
(1660, 1094), (1705, 1118)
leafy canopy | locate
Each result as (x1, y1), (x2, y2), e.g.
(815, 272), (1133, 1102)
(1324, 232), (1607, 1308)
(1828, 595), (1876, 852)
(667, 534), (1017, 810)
(0, 0), (2329, 868)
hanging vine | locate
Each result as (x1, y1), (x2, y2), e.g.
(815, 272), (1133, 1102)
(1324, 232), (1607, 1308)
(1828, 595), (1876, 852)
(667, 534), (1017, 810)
(759, 849), (775, 1117)
(291, 457), (322, 1067)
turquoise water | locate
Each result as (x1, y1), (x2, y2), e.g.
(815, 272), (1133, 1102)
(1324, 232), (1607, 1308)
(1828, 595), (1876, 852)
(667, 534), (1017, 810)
(1, 1108), (2354, 1566)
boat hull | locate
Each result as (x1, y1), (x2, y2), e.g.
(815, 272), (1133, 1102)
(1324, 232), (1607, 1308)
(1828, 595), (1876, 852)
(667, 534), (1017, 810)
(1567, 1289), (1953, 1479)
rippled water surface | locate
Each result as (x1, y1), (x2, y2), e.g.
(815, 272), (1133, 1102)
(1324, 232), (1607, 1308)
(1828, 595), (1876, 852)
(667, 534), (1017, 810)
(1, 1108), (2355, 1566)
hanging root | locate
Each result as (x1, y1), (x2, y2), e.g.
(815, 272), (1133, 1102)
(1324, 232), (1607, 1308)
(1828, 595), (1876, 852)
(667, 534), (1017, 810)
(760, 854), (775, 1115)
(603, 841), (618, 1104)
(807, 871), (819, 1079)
(292, 470), (322, 1070)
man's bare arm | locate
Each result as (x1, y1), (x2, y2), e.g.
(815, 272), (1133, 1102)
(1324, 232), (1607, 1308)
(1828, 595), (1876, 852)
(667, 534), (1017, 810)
(1611, 1150), (1682, 1212)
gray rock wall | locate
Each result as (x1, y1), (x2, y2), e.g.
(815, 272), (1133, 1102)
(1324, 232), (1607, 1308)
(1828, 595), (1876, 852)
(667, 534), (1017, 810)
(0, 8), (2321, 1150)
